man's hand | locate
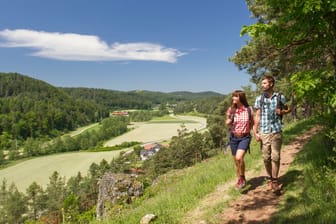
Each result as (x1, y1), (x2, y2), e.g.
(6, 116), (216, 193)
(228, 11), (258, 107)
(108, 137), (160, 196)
(254, 132), (261, 142)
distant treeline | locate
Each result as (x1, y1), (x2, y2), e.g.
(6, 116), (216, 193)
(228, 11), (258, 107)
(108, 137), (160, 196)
(0, 73), (108, 144)
(0, 72), (225, 151)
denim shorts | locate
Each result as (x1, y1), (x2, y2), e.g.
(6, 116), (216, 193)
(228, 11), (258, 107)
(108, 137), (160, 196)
(229, 134), (251, 156)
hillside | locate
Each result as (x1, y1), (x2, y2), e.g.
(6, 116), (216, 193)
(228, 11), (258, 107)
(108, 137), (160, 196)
(98, 119), (335, 223)
(0, 72), (223, 152)
(61, 87), (224, 110)
(0, 72), (108, 140)
(185, 126), (321, 223)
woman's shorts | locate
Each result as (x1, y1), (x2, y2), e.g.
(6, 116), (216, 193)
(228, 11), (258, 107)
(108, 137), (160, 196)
(229, 134), (251, 156)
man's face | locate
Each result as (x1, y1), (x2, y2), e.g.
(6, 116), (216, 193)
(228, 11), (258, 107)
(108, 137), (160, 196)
(261, 79), (273, 92)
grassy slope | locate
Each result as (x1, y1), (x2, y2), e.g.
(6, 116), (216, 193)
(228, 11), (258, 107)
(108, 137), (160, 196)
(98, 118), (334, 224)
(272, 130), (336, 223)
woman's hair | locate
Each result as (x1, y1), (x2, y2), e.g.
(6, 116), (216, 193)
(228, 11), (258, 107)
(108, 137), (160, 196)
(231, 90), (249, 108)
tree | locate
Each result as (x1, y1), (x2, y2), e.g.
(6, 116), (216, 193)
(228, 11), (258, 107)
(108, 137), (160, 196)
(45, 171), (66, 222)
(232, 0), (336, 112)
(26, 182), (46, 221)
(2, 183), (28, 224)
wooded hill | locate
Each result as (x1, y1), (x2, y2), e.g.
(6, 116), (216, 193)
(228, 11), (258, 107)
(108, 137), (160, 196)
(61, 87), (223, 110)
(0, 72), (224, 150)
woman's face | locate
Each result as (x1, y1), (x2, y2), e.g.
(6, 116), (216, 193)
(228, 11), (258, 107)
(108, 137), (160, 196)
(232, 95), (240, 104)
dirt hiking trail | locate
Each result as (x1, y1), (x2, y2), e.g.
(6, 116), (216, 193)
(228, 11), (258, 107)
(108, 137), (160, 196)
(183, 126), (321, 224)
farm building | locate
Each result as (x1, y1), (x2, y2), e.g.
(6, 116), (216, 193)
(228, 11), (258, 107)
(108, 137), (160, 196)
(140, 142), (161, 160)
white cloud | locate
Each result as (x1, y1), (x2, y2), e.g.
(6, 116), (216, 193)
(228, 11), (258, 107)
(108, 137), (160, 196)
(0, 29), (186, 63)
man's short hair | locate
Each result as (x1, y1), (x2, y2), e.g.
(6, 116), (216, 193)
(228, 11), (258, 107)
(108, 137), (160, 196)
(262, 75), (275, 86)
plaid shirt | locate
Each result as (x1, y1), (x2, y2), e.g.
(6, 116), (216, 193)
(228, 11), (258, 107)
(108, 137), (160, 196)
(254, 92), (286, 134)
(228, 106), (251, 134)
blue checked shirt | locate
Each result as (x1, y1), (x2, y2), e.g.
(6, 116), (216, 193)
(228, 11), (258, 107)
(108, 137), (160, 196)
(254, 92), (286, 134)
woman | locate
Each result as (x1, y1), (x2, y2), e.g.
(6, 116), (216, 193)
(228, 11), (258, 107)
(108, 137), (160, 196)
(225, 90), (254, 190)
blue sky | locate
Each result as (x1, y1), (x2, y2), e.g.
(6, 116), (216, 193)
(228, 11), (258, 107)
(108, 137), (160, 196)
(0, 0), (255, 94)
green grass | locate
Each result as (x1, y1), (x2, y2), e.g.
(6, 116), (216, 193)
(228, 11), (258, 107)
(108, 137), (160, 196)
(93, 155), (237, 224)
(95, 118), (325, 224)
(96, 131), (266, 223)
(271, 132), (336, 223)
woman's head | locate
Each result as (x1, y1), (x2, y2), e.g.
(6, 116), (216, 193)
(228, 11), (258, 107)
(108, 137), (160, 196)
(231, 90), (249, 107)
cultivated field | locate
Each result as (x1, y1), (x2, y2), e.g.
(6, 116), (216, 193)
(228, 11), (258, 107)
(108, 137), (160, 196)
(104, 115), (207, 146)
(0, 151), (123, 192)
(0, 115), (206, 192)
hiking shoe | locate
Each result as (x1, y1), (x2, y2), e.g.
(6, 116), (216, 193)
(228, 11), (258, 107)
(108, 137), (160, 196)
(266, 179), (273, 191)
(236, 177), (246, 190)
(271, 180), (281, 193)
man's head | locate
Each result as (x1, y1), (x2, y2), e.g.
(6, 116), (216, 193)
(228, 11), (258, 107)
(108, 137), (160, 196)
(261, 75), (275, 93)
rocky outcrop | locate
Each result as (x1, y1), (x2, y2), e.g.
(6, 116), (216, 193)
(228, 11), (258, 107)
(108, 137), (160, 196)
(96, 172), (143, 220)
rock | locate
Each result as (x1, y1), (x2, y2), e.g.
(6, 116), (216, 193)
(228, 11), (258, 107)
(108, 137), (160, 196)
(96, 172), (143, 220)
(140, 214), (157, 224)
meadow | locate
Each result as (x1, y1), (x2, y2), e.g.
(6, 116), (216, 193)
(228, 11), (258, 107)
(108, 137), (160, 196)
(0, 115), (206, 192)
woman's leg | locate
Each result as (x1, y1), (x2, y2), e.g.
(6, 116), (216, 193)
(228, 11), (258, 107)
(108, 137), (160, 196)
(235, 149), (246, 177)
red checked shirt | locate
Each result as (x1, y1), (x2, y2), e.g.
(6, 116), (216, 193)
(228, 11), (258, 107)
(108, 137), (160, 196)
(227, 106), (251, 134)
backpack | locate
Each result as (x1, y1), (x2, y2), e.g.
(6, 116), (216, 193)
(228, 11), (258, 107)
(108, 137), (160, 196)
(260, 92), (288, 123)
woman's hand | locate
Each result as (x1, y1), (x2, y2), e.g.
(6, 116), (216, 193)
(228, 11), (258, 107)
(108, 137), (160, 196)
(254, 132), (261, 142)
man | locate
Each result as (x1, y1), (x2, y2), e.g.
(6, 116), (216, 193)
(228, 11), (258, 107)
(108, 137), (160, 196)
(253, 75), (290, 193)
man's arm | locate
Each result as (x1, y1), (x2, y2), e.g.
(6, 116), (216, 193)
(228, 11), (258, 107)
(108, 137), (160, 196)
(281, 104), (291, 114)
(253, 108), (261, 142)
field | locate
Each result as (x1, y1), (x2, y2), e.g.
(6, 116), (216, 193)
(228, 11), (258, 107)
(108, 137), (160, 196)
(104, 115), (206, 146)
(0, 115), (206, 192)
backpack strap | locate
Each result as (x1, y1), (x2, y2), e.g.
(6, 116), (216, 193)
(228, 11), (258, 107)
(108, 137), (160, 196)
(247, 106), (252, 128)
(229, 107), (237, 133)
(230, 106), (253, 131)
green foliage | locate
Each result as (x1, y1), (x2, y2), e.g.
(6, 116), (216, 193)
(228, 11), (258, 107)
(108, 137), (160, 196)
(0, 181), (28, 224)
(128, 109), (169, 122)
(63, 194), (80, 223)
(104, 155), (237, 223)
(62, 88), (223, 111)
(26, 182), (46, 221)
(232, 0), (336, 120)
(143, 128), (215, 180)
(273, 129), (336, 223)
(0, 72), (109, 149)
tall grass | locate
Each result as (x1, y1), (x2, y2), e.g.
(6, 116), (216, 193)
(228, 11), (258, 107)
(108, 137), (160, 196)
(93, 155), (236, 224)
(272, 129), (336, 223)
(93, 118), (324, 224)
(95, 134), (265, 223)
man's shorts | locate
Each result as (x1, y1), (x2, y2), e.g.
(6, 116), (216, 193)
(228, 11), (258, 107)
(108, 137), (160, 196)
(229, 134), (251, 156)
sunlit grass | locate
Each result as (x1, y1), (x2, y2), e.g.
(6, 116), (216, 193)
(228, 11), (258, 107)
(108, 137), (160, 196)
(96, 118), (324, 224)
(272, 130), (336, 223)
(94, 155), (237, 224)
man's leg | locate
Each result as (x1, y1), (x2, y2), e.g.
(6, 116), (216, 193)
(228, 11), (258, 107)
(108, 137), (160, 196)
(271, 132), (282, 192)
(261, 133), (272, 177)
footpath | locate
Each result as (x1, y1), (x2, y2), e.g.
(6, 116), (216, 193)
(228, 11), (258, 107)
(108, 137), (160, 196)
(183, 126), (321, 224)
